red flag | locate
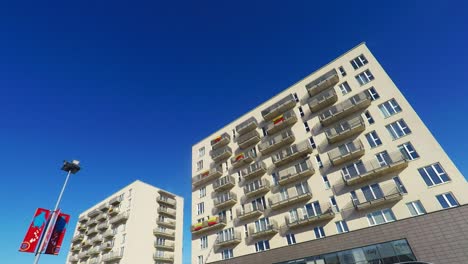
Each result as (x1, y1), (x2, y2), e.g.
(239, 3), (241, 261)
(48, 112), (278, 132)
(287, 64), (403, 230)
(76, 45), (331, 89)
(19, 208), (51, 253)
(44, 213), (70, 255)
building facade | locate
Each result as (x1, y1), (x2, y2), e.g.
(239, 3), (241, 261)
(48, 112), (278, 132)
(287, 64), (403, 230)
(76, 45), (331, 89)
(190, 43), (468, 264)
(66, 180), (184, 264)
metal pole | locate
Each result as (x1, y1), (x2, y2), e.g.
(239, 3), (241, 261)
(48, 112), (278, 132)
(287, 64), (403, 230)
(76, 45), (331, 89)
(33, 170), (72, 264)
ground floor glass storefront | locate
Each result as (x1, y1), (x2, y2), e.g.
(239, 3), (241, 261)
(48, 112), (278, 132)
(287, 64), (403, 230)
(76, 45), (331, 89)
(275, 239), (416, 264)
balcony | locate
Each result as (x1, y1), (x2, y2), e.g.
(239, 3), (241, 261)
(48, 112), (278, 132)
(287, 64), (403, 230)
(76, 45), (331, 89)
(109, 195), (123, 205)
(71, 245), (81, 252)
(308, 88), (338, 113)
(69, 255), (79, 262)
(96, 213), (107, 222)
(211, 132), (231, 150)
(108, 207), (119, 216)
(213, 192), (237, 210)
(261, 94), (297, 121)
(213, 175), (236, 192)
(258, 130), (295, 155)
(88, 258), (100, 264)
(277, 160), (315, 186)
(101, 242), (113, 251)
(86, 227), (98, 236)
(236, 117), (258, 135)
(248, 220), (279, 239)
(158, 207), (177, 218)
(157, 219), (176, 229)
(236, 130), (261, 149)
(87, 247), (100, 256)
(78, 252), (89, 259)
(109, 212), (129, 225)
(241, 162), (267, 181)
(192, 167), (223, 187)
(328, 139), (365, 166)
(284, 204), (335, 229)
(71, 234), (84, 243)
(325, 116), (366, 144)
(319, 92), (371, 126)
(306, 69), (339, 97)
(97, 222), (108, 231)
(78, 216), (89, 223)
(230, 151), (255, 169)
(153, 253), (174, 263)
(243, 179), (271, 199)
(102, 251), (123, 262)
(210, 146), (232, 162)
(191, 216), (227, 234)
(343, 152), (409, 186)
(352, 182), (404, 210)
(103, 230), (115, 238)
(91, 235), (103, 245)
(98, 203), (110, 212)
(215, 231), (242, 248)
(157, 196), (177, 208)
(236, 204), (265, 221)
(78, 224), (87, 232)
(81, 240), (92, 249)
(154, 241), (175, 251)
(269, 187), (312, 210)
(87, 219), (98, 227)
(87, 209), (100, 218)
(153, 228), (175, 239)
(272, 142), (313, 168)
(265, 110), (298, 136)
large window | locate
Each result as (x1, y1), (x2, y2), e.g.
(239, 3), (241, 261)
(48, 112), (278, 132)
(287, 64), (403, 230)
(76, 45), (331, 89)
(200, 236), (208, 249)
(355, 70), (374, 86)
(197, 202), (204, 215)
(350, 54), (369, 70)
(365, 131), (382, 148)
(255, 240), (270, 252)
(379, 99), (402, 118)
(386, 119), (411, 140)
(398, 142), (419, 160)
(341, 161), (365, 180)
(367, 209), (396, 226)
(406, 201), (426, 216)
(254, 217), (270, 232)
(418, 163), (450, 186)
(436, 193), (459, 209)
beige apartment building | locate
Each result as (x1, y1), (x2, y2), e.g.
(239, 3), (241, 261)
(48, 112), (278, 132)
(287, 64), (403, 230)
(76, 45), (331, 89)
(66, 180), (184, 264)
(190, 43), (468, 264)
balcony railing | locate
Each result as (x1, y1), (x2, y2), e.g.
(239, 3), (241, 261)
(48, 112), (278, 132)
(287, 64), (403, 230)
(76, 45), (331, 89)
(87, 209), (100, 218)
(306, 69), (339, 97)
(87, 219), (98, 227)
(265, 110), (298, 136)
(236, 203), (265, 221)
(248, 220), (279, 239)
(86, 227), (98, 236)
(319, 92), (371, 126)
(102, 251), (123, 262)
(78, 216), (89, 223)
(213, 192), (237, 209)
(261, 94), (297, 121)
(328, 139), (365, 166)
(69, 255), (79, 262)
(236, 130), (261, 149)
(236, 117), (258, 135)
(284, 204), (335, 229)
(243, 179), (271, 199)
(258, 130), (295, 155)
(154, 241), (175, 251)
(88, 258), (100, 264)
(100, 242), (113, 251)
(325, 116), (366, 144)
(78, 252), (89, 259)
(191, 216), (227, 234)
(211, 132), (231, 150)
(109, 195), (123, 205)
(343, 152), (409, 186)
(240, 162), (267, 181)
(157, 196), (177, 208)
(102, 230), (115, 239)
(96, 213), (107, 222)
(210, 146), (232, 162)
(308, 88), (338, 113)
(109, 212), (129, 225)
(277, 160), (315, 186)
(272, 141), (313, 167)
(157, 219), (176, 229)
(90, 235), (103, 245)
(97, 222), (108, 231)
(192, 167), (223, 187)
(158, 207), (177, 217)
(71, 234), (84, 243)
(231, 151), (255, 169)
(87, 247), (100, 256)
(98, 203), (110, 212)
(352, 182), (404, 210)
(213, 175), (236, 192)
(215, 231), (242, 248)
(78, 224), (86, 231)
(153, 253), (174, 262)
(108, 207), (119, 216)
(269, 187), (312, 210)
(153, 228), (175, 239)
(71, 245), (81, 252)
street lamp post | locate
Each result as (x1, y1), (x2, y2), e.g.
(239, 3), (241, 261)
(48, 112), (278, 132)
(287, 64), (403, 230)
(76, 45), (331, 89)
(33, 160), (81, 264)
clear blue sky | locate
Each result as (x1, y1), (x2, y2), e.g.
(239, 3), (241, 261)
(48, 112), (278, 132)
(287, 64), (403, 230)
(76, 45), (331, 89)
(2, 1), (467, 263)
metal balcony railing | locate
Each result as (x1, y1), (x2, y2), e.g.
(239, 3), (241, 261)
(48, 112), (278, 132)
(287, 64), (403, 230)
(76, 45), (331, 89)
(258, 130), (295, 155)
(240, 161), (267, 180)
(319, 92), (371, 126)
(71, 234), (84, 243)
(157, 218), (176, 229)
(215, 231), (242, 248)
(102, 250), (123, 262)
(328, 139), (365, 166)
(213, 175), (236, 192)
(192, 167), (223, 187)
(90, 235), (103, 245)
(108, 207), (119, 216)
(87, 209), (100, 218)
(306, 69), (339, 97)
(109, 195), (123, 205)
(78, 216), (89, 223)
(153, 228), (175, 239)
(352, 182), (404, 210)
(86, 227), (98, 236)
(265, 110), (298, 136)
(100, 242), (113, 251)
(261, 94), (297, 121)
(236, 130), (261, 149)
(231, 151), (255, 168)
(325, 116), (366, 144)
(243, 179), (271, 199)
(248, 220), (279, 239)
(191, 216), (227, 234)
(87, 247), (100, 256)
(109, 212), (129, 225)
(272, 141), (313, 167)
(157, 196), (177, 208)
(158, 207), (177, 217)
(213, 192), (237, 209)
(71, 245), (81, 252)
(98, 203), (110, 212)
(236, 117), (258, 135)
(236, 203), (265, 221)
(308, 88), (338, 112)
(97, 222), (108, 231)
(69, 255), (79, 262)
(277, 160), (315, 186)
(153, 252), (174, 262)
(211, 132), (231, 150)
(154, 241), (175, 251)
(210, 146), (232, 162)
(102, 230), (115, 239)
(269, 186), (312, 210)
(78, 252), (89, 259)
(284, 204), (335, 229)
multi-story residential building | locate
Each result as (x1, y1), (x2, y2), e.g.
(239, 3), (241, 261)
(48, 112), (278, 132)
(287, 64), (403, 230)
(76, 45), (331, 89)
(190, 43), (468, 264)
(66, 180), (184, 264)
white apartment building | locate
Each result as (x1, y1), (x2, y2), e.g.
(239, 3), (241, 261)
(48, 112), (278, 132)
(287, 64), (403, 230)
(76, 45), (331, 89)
(66, 180), (184, 264)
(190, 43), (468, 264)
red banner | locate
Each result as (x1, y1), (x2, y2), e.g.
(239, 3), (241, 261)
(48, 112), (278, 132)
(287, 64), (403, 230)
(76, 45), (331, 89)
(19, 208), (51, 253)
(45, 213), (70, 255)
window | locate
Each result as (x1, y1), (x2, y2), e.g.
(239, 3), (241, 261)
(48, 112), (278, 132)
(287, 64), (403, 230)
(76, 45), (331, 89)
(254, 217), (270, 232)
(350, 54), (368, 70)
(367, 209), (396, 226)
(262, 127), (267, 136)
(338, 82), (352, 95)
(199, 186), (206, 198)
(295, 181), (310, 195)
(418, 163), (450, 186)
(298, 106), (304, 117)
(335, 220), (349, 233)
(338, 66), (347, 77)
(364, 111), (374, 124)
(198, 256), (203, 264)
(355, 70), (374, 86)
(255, 240), (270, 252)
(436, 193), (459, 208)
(379, 99), (402, 118)
(308, 137), (316, 149)
(398, 142), (419, 160)
(315, 155), (323, 169)
(330, 196), (339, 212)
(341, 161), (365, 180)
(232, 129), (236, 139)
(375, 151), (391, 167)
(314, 226), (326, 239)
(197, 202), (204, 215)
(221, 249), (234, 260)
(198, 147), (205, 157)
(122, 233), (126, 244)
(286, 233), (296, 245)
(322, 175), (330, 189)
(196, 160), (203, 171)
(406, 201), (426, 216)
(304, 121), (310, 132)
(365, 131), (382, 148)
(393, 176), (407, 194)
(386, 119), (412, 140)
(361, 183), (384, 202)
(293, 93), (299, 102)
(366, 87), (380, 101)
(200, 236), (208, 249)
